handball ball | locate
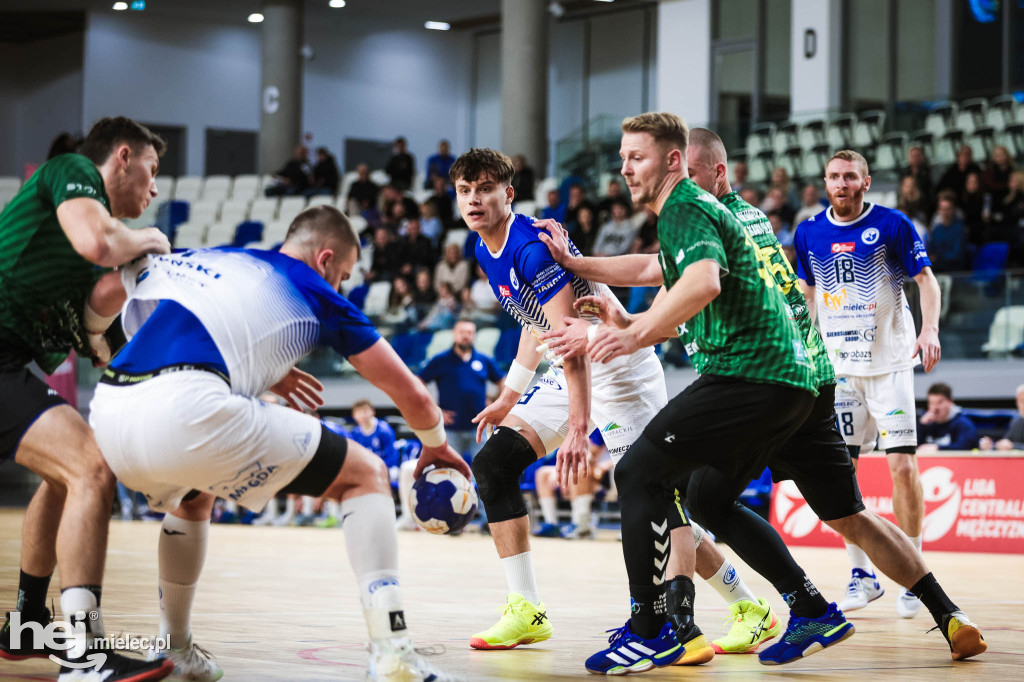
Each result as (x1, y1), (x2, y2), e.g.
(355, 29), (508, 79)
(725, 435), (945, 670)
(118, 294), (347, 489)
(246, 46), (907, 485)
(411, 467), (478, 535)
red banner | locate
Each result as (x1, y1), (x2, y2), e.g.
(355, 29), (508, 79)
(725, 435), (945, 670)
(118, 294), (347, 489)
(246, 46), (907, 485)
(770, 455), (1024, 554)
(44, 351), (78, 409)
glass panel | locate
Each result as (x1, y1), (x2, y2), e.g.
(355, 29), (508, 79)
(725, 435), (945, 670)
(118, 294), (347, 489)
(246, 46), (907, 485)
(845, 0), (890, 110)
(954, 0), (1003, 97)
(895, 0), (936, 102)
(713, 0), (757, 40)
(715, 48), (756, 150)
(1011, 0), (1024, 89)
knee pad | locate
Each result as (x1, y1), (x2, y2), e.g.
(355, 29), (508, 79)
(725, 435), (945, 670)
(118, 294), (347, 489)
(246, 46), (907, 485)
(471, 427), (536, 523)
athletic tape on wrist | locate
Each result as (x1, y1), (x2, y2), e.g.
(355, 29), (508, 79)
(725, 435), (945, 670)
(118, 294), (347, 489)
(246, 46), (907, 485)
(505, 360), (534, 394)
(412, 417), (447, 448)
(587, 324), (599, 342)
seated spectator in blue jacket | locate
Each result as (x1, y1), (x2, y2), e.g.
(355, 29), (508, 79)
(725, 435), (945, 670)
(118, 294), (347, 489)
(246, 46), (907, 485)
(928, 192), (969, 272)
(348, 399), (399, 471)
(918, 382), (979, 452)
(979, 383), (1024, 451)
(540, 189), (565, 223)
(425, 139), (455, 189)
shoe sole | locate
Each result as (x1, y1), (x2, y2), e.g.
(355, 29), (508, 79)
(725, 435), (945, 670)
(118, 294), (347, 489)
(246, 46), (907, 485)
(469, 629), (552, 650)
(711, 613), (782, 654)
(81, 659), (174, 682)
(759, 622), (856, 665)
(0, 649), (51, 661)
(670, 634), (715, 665)
(950, 625), (987, 661)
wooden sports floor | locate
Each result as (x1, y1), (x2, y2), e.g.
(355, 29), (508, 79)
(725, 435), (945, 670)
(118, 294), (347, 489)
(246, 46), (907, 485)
(0, 509), (1018, 681)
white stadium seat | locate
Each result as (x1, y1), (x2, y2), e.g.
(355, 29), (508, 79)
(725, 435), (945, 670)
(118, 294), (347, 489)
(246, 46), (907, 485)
(232, 175), (260, 201)
(249, 198), (278, 223)
(307, 194), (334, 208)
(204, 222), (237, 246)
(202, 175), (232, 201)
(173, 176), (203, 202)
(362, 281), (392, 316)
(173, 221), (207, 248)
(261, 220), (291, 245)
(277, 196), (307, 223)
(154, 176), (174, 202)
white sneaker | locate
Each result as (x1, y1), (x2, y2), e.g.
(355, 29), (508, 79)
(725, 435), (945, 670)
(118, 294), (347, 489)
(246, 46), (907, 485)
(395, 515), (420, 532)
(149, 634), (224, 681)
(838, 569), (885, 612)
(366, 638), (460, 681)
(895, 588), (922, 619)
(272, 511), (296, 527)
(252, 512), (277, 526)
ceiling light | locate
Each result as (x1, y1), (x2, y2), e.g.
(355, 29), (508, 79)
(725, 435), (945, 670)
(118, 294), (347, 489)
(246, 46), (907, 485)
(248, 12), (264, 23)
(112, 2), (128, 9)
(594, 0), (615, 3)
(425, 21), (450, 31)
(329, 0), (346, 7)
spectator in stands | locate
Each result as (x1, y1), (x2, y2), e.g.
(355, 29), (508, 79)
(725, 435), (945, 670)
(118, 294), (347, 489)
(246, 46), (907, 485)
(1003, 171), (1024, 266)
(541, 189), (566, 223)
(767, 210), (794, 247)
(962, 171), (987, 245)
(425, 139), (455, 189)
(46, 131), (81, 160)
(427, 175), (455, 228)
(418, 281), (459, 332)
(760, 187), (796, 227)
(305, 147), (340, 197)
(565, 183), (596, 228)
(794, 183), (827, 225)
(462, 264), (502, 326)
(349, 399), (399, 473)
(265, 143), (311, 196)
(397, 217), (436, 277)
(386, 136), (415, 190)
(381, 276), (415, 331)
(420, 199), (444, 246)
(917, 382), (979, 452)
(381, 198), (407, 234)
(630, 205), (659, 255)
(731, 160), (748, 192)
(348, 163), (381, 212)
(511, 154), (535, 201)
(982, 145), (1015, 205)
(367, 226), (402, 282)
(739, 187), (760, 207)
(928, 192), (969, 272)
(412, 267), (438, 318)
(592, 200), (637, 257)
(768, 166), (799, 210)
(937, 144), (982, 198)
(569, 204), (598, 257)
(533, 432), (612, 539)
(435, 242), (470, 296)
(596, 179), (632, 224)
(979, 383), (1024, 451)
(904, 144), (934, 208)
(898, 175), (930, 225)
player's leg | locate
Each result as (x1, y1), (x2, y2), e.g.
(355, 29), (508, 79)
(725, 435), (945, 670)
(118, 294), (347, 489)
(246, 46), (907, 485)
(533, 466), (563, 536)
(395, 459), (419, 530)
(563, 450), (599, 539)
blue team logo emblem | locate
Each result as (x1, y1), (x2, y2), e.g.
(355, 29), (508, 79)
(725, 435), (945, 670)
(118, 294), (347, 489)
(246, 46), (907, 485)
(861, 228), (880, 245)
(509, 268), (520, 291)
(471, 360), (483, 371)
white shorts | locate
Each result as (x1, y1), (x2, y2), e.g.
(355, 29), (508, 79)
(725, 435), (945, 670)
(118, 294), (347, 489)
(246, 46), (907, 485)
(508, 351), (667, 463)
(89, 371), (322, 512)
(834, 370), (918, 452)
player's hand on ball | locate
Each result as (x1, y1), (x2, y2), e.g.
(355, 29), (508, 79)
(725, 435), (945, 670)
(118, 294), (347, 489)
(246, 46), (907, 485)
(536, 220), (573, 266)
(574, 295), (633, 329)
(540, 317), (591, 361)
(269, 367), (325, 412)
(587, 326), (640, 364)
(471, 395), (516, 443)
(415, 443), (471, 479)
(556, 428), (590, 488)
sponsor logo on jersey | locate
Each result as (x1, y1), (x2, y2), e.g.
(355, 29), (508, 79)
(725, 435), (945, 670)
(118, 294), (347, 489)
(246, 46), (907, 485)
(499, 285), (511, 297)
(823, 288), (848, 311)
(835, 349), (872, 361)
(880, 428), (914, 439)
(831, 242), (856, 253)
(861, 228), (880, 245)
(834, 397), (862, 409)
(602, 421), (634, 434)
(510, 268), (520, 290)
(825, 326), (876, 342)
(886, 409), (907, 416)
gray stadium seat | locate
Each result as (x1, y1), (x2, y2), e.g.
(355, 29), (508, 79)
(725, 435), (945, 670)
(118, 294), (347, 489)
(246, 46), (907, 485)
(173, 221), (207, 248)
(174, 176), (203, 202)
(202, 175), (232, 201)
(277, 196), (307, 223)
(981, 306), (1024, 356)
(924, 102), (957, 139)
(154, 176), (174, 201)
(515, 200), (537, 217)
(232, 175), (261, 201)
(853, 110), (886, 147)
(362, 281), (392, 317)
(874, 132), (908, 173)
(474, 327), (500, 357)
(249, 198), (278, 223)
(307, 194), (334, 208)
(956, 98), (988, 135)
(826, 114), (856, 149)
(205, 222), (237, 247)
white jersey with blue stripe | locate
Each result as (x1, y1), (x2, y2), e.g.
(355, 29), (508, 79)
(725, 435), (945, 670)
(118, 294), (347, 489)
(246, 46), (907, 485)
(794, 203), (931, 377)
(118, 248), (380, 398)
(475, 213), (654, 378)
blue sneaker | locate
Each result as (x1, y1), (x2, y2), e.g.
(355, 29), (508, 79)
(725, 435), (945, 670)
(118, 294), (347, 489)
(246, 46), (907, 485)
(585, 621), (682, 675)
(533, 522), (563, 538)
(758, 603), (855, 665)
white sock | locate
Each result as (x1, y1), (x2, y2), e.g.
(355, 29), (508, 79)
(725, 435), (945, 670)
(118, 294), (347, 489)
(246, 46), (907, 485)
(340, 493), (404, 641)
(282, 497), (296, 517)
(158, 515), (209, 646)
(706, 559), (758, 606)
(539, 497), (558, 525)
(60, 587), (104, 655)
(571, 494), (593, 528)
(261, 497), (279, 518)
(501, 551), (540, 605)
(398, 461), (416, 519)
(302, 496), (315, 516)
(908, 534), (922, 552)
(324, 500), (339, 519)
(846, 542), (874, 574)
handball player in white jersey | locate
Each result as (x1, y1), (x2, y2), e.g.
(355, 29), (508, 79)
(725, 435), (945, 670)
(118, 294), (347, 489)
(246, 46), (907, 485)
(89, 206), (467, 681)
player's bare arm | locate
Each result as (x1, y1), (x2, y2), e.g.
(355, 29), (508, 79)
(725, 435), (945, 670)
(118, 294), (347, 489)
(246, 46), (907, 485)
(589, 260), (721, 363)
(798, 278), (817, 323)
(57, 197), (170, 267)
(471, 326), (544, 442)
(348, 338), (470, 479)
(536, 219), (663, 286)
(912, 266), (941, 372)
(82, 271), (128, 366)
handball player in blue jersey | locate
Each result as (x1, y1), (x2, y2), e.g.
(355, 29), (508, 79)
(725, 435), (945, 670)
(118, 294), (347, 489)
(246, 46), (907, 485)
(88, 207), (466, 681)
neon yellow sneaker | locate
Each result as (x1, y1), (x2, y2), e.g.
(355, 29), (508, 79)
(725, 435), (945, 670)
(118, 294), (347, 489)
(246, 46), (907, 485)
(469, 593), (553, 650)
(711, 598), (782, 654)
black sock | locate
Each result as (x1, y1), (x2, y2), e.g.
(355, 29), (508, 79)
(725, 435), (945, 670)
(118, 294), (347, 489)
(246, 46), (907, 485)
(628, 585), (667, 639)
(910, 573), (958, 627)
(666, 575), (697, 636)
(15, 570), (52, 617)
(776, 573), (829, 619)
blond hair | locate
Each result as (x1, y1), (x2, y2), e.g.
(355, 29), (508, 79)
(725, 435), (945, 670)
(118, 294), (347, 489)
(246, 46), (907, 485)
(827, 150), (870, 178)
(621, 112), (689, 154)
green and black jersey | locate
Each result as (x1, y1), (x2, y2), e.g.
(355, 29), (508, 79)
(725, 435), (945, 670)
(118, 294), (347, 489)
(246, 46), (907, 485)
(0, 154), (110, 373)
(719, 191), (835, 388)
(656, 178), (817, 395)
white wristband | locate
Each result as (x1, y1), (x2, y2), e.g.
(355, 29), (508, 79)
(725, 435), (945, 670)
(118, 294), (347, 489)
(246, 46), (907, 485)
(587, 324), (599, 342)
(84, 303), (118, 334)
(412, 417), (447, 448)
(505, 360), (535, 394)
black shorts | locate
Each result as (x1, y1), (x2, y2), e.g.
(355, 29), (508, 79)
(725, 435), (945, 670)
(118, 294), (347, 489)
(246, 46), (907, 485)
(0, 352), (67, 463)
(641, 374), (816, 482)
(769, 383), (866, 521)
